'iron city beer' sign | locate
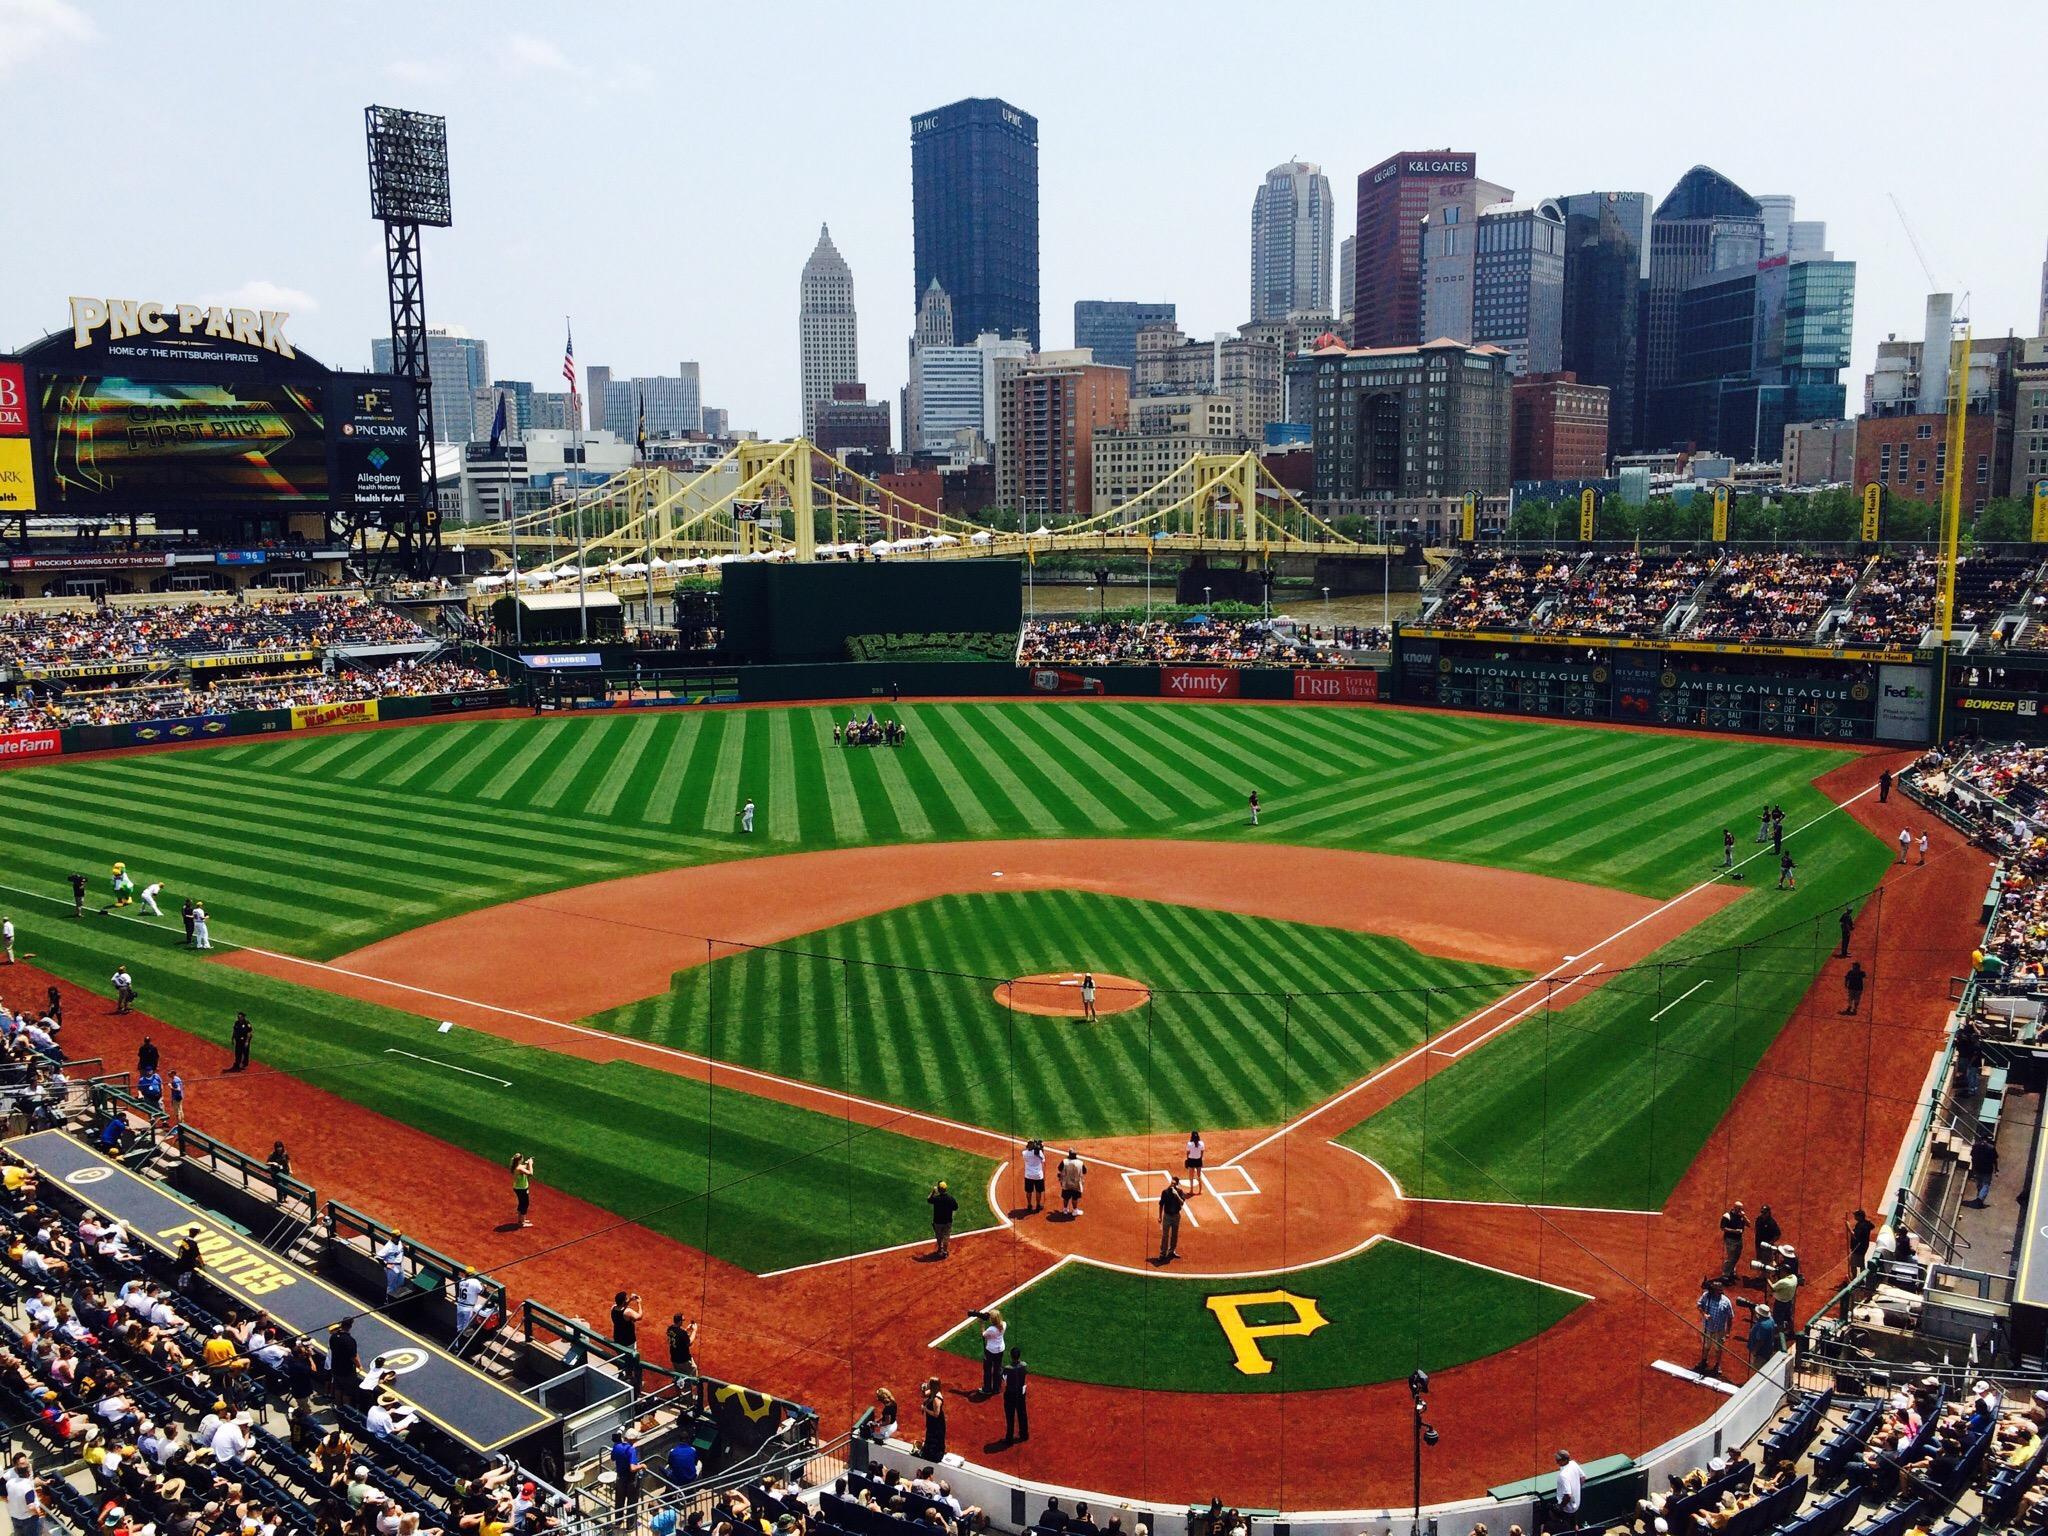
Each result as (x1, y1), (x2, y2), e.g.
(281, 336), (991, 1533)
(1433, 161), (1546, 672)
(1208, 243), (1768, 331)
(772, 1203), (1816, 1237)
(69, 296), (296, 359)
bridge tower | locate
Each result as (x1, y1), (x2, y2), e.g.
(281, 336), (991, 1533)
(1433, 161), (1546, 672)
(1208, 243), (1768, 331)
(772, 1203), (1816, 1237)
(1190, 452), (1260, 546)
(735, 440), (819, 561)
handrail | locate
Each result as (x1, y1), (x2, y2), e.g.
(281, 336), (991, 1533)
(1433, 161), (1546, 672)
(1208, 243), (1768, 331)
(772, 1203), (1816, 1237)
(172, 1123), (318, 1214)
(327, 1198), (509, 1319)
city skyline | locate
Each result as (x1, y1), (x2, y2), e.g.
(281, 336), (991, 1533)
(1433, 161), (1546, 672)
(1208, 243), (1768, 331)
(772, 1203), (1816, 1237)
(2, 0), (2038, 441)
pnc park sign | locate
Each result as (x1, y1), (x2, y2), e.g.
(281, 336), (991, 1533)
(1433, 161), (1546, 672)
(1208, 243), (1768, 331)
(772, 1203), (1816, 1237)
(68, 295), (296, 359)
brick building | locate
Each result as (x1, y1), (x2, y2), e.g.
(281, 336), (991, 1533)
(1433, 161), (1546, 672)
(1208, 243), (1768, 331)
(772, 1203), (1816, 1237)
(813, 382), (892, 459)
(1510, 372), (1610, 482)
(996, 360), (1130, 520)
(1289, 337), (1512, 520)
(1352, 150), (1480, 348)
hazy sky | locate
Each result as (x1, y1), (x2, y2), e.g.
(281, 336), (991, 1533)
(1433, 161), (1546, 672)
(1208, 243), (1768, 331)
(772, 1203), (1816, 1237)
(3, 0), (2040, 439)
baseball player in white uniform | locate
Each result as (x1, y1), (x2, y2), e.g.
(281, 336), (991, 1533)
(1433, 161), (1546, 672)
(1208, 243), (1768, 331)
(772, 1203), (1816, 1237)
(740, 798), (755, 834)
(139, 882), (165, 918)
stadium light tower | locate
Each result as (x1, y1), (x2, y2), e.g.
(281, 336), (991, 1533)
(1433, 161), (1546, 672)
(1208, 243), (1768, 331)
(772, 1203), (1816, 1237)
(365, 105), (452, 577)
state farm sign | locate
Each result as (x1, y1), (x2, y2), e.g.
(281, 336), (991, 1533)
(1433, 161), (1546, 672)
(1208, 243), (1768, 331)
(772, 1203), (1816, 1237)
(0, 730), (62, 761)
(1160, 666), (1240, 699)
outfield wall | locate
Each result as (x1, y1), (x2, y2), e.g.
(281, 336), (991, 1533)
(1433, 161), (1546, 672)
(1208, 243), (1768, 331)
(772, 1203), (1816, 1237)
(0, 689), (513, 761)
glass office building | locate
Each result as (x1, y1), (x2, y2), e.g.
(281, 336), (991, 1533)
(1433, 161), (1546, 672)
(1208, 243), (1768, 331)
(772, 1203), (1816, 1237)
(912, 98), (1040, 348)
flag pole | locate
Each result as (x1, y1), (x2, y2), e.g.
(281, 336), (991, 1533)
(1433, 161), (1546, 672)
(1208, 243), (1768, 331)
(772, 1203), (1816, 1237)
(565, 316), (588, 645)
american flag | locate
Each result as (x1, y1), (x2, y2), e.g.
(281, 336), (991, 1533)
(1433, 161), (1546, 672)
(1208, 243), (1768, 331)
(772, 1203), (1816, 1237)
(562, 321), (576, 393)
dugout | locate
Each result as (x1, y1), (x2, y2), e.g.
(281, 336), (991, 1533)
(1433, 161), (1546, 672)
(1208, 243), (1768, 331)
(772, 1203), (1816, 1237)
(1395, 627), (1937, 745)
(719, 559), (1022, 665)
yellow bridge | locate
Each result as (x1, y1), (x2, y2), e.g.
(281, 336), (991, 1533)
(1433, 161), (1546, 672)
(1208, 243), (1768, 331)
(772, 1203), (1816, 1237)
(456, 438), (1379, 586)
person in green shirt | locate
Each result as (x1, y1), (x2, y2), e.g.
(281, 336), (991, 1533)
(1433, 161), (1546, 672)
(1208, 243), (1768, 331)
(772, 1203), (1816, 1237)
(510, 1153), (533, 1229)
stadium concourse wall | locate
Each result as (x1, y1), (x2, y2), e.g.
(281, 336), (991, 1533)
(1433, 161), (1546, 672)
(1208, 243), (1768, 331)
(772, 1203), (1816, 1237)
(860, 1370), (1783, 1536)
(0, 688), (515, 763)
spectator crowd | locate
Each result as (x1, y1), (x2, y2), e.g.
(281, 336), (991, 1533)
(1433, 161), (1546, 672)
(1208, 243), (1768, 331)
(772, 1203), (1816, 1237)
(0, 597), (429, 673)
(1018, 618), (1365, 668)
(2, 662), (502, 730)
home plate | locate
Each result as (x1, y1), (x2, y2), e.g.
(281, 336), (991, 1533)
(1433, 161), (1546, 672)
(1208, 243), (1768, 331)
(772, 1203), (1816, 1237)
(1652, 1359), (1737, 1396)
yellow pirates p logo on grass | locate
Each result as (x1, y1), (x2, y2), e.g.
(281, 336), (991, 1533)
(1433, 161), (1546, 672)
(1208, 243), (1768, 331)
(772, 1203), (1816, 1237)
(1205, 1288), (1329, 1376)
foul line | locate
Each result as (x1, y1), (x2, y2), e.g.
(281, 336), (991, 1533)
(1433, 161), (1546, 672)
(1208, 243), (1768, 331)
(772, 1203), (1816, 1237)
(1325, 1139), (1661, 1217)
(382, 1048), (511, 1086)
(1649, 978), (1711, 1021)
(1221, 780), (1879, 1169)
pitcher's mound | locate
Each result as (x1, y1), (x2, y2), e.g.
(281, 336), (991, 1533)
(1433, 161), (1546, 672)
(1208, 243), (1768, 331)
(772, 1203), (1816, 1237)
(994, 972), (1151, 1018)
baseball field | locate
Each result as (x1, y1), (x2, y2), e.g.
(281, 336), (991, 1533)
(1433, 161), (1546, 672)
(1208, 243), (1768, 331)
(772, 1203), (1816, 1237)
(0, 697), (1928, 1502)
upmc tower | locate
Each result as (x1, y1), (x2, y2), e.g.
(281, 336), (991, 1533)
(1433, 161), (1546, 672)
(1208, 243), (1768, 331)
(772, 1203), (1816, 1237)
(911, 98), (1040, 349)
(1351, 150), (1479, 348)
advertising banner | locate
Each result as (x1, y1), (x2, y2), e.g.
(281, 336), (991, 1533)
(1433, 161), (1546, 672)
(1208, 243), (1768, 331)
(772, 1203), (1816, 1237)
(1293, 670), (1380, 703)
(0, 362), (27, 435)
(189, 648), (317, 671)
(215, 550), (269, 566)
(122, 715), (232, 748)
(332, 375), (420, 515)
(7, 552), (174, 572)
(0, 729), (62, 762)
(1160, 665), (1241, 699)
(0, 440), (35, 514)
(291, 698), (380, 731)
(520, 651), (604, 669)
(1030, 667), (1105, 695)
(1874, 664), (1934, 743)
(20, 657), (176, 681)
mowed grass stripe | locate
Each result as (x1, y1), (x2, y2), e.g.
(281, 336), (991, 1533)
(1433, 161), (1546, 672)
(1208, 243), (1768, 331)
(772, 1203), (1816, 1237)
(529, 716), (627, 810)
(375, 718), (489, 789)
(446, 724), (551, 800)
(639, 716), (712, 827)
(599, 889), (1522, 1137)
(1110, 703), (1296, 793)
(583, 716), (659, 818)
(763, 710), (806, 843)
(1036, 705), (1208, 822)
(897, 707), (1006, 835)
(932, 708), (1061, 828)
(699, 714), (747, 835)
(116, 752), (704, 862)
(976, 707), (1121, 827)
(805, 714), (873, 845)
(329, 727), (429, 784)
(5, 775), (426, 909)
(857, 728), (940, 840)
(1003, 706), (1174, 825)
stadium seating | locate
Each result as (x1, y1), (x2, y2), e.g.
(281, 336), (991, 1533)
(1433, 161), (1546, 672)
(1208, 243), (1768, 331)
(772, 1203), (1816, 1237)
(1, 659), (503, 729)
(1018, 617), (1362, 667)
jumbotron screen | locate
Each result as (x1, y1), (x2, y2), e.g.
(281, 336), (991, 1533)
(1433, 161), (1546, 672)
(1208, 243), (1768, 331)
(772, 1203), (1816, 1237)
(36, 374), (329, 508)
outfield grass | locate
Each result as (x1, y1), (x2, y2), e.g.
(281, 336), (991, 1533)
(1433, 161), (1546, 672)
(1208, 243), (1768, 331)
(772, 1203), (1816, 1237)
(1342, 815), (1895, 1208)
(0, 705), (1861, 960)
(0, 703), (1891, 1230)
(936, 1240), (1583, 1392)
(596, 890), (1523, 1139)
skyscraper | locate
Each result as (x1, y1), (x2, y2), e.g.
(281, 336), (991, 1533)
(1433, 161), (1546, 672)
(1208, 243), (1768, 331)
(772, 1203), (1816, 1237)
(1755, 194), (1795, 258)
(1073, 300), (1176, 372)
(1558, 191), (1651, 456)
(915, 279), (954, 348)
(1250, 160), (1333, 323)
(911, 98), (1040, 348)
(1471, 199), (1566, 377)
(799, 223), (859, 440)
(372, 327), (489, 443)
(1644, 166), (1765, 446)
(1337, 236), (1356, 339)
(602, 367), (703, 440)
(1352, 150), (1480, 348)
(1416, 173), (1514, 344)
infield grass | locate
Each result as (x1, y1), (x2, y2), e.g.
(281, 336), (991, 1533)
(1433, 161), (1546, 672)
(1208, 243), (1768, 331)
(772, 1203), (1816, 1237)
(596, 890), (1524, 1139)
(935, 1240), (1583, 1392)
